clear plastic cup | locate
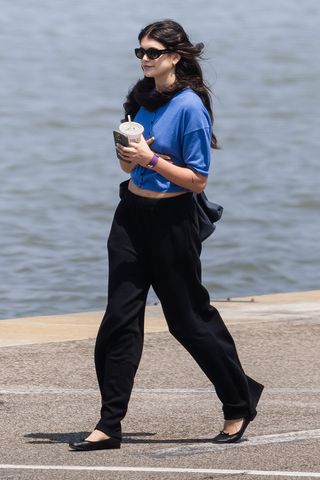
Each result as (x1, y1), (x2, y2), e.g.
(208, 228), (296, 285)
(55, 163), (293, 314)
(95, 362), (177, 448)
(119, 121), (144, 143)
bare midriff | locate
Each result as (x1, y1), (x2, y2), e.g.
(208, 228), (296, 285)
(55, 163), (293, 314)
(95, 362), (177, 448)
(128, 179), (188, 199)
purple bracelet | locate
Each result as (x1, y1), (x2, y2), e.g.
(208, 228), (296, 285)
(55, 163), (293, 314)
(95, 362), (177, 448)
(146, 154), (159, 169)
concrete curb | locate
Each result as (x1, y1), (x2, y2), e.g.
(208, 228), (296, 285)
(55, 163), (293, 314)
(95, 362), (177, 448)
(1, 290), (319, 347)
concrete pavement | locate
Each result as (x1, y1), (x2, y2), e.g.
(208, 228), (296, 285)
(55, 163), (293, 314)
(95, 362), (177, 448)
(1, 290), (320, 347)
(0, 290), (320, 479)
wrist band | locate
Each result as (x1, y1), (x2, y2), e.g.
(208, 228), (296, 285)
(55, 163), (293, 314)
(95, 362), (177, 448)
(146, 154), (159, 169)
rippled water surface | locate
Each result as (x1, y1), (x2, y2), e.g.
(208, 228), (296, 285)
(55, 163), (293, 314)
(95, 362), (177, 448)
(1, 0), (319, 319)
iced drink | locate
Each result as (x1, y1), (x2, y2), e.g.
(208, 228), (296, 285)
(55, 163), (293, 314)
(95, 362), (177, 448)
(119, 121), (144, 143)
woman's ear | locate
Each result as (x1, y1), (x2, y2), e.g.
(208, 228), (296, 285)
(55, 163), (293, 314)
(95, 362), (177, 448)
(172, 52), (181, 66)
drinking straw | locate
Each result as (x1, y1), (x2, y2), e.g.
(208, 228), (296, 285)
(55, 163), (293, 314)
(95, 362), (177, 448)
(127, 114), (136, 131)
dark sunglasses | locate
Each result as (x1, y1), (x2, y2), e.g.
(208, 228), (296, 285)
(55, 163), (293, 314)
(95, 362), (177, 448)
(134, 47), (172, 60)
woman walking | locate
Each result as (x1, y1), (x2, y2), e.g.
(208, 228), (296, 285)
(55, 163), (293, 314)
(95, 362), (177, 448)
(69, 19), (263, 451)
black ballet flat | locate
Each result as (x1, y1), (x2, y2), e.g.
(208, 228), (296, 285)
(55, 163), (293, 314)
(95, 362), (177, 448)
(212, 417), (251, 444)
(69, 437), (121, 451)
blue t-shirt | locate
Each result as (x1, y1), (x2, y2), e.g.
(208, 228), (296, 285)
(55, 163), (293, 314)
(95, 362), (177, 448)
(130, 88), (212, 193)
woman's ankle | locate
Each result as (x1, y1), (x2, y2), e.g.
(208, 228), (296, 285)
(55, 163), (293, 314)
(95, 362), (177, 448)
(85, 429), (110, 442)
(222, 418), (244, 435)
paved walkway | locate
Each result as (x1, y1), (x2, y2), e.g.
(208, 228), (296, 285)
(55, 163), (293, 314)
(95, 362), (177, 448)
(0, 290), (320, 479)
(1, 290), (320, 347)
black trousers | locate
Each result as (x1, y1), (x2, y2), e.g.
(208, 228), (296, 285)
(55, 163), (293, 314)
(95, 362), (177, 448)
(94, 190), (263, 440)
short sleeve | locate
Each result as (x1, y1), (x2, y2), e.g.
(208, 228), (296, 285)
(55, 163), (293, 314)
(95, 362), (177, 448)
(182, 127), (212, 176)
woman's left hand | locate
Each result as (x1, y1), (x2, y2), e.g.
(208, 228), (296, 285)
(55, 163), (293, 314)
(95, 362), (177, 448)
(116, 136), (154, 167)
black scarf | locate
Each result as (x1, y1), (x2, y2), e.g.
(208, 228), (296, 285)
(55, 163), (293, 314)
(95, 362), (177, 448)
(123, 78), (183, 119)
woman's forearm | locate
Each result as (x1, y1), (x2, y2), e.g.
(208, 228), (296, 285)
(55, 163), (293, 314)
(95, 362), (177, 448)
(152, 156), (207, 193)
(116, 139), (207, 192)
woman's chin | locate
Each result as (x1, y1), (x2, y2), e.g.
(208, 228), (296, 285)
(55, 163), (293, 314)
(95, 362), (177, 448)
(142, 69), (155, 77)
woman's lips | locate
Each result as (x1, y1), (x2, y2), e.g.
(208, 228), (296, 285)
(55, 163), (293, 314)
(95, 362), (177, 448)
(142, 65), (154, 71)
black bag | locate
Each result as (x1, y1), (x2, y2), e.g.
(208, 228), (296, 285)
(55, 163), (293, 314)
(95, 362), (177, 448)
(193, 191), (223, 242)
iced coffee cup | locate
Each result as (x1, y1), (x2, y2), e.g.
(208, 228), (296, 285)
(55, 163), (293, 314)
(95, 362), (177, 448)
(119, 121), (144, 143)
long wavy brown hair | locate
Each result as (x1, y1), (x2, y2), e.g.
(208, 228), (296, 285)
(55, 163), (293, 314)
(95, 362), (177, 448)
(123, 19), (218, 149)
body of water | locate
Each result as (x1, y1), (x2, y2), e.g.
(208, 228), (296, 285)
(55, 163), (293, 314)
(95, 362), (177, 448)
(1, 0), (319, 319)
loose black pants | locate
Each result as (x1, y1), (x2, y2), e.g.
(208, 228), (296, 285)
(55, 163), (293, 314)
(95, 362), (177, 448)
(95, 190), (263, 440)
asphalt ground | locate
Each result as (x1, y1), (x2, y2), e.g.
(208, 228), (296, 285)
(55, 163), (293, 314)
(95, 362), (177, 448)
(0, 292), (320, 479)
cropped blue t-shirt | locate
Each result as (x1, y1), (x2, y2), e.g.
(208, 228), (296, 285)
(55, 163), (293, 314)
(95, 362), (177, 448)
(131, 88), (212, 193)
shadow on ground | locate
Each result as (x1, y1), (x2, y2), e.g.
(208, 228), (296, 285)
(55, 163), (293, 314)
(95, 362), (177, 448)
(24, 431), (215, 445)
